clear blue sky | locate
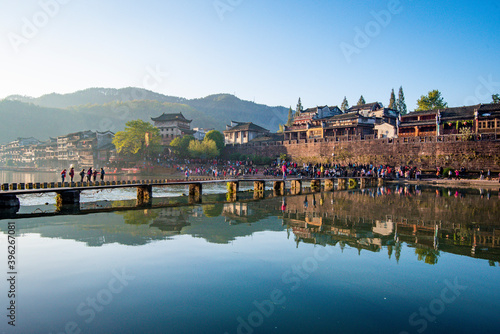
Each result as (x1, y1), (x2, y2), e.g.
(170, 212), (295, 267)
(1, 0), (499, 111)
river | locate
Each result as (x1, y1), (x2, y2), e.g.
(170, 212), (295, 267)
(0, 184), (499, 333)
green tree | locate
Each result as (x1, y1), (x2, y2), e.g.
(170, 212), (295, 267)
(492, 94), (500, 104)
(416, 89), (448, 111)
(188, 139), (219, 159)
(397, 86), (407, 115)
(341, 96), (349, 112)
(286, 106), (294, 126)
(295, 98), (303, 117)
(388, 89), (396, 109)
(204, 130), (225, 151)
(170, 135), (195, 157)
(278, 124), (284, 133)
(357, 95), (366, 105)
(112, 119), (161, 156)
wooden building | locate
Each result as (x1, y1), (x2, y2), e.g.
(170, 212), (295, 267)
(151, 113), (195, 145)
(398, 103), (500, 137)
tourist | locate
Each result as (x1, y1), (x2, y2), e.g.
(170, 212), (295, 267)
(455, 169), (460, 180)
(61, 169), (67, 183)
(69, 167), (75, 182)
(80, 169), (85, 183)
(487, 169), (491, 180)
(480, 170), (485, 180)
(93, 169), (98, 182)
(185, 169), (189, 180)
(282, 164), (287, 180)
(87, 167), (92, 182)
(100, 168), (105, 181)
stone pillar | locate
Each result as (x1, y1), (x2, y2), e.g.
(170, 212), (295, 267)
(227, 181), (239, 194)
(189, 183), (203, 204)
(254, 181), (265, 192)
(359, 178), (366, 188)
(226, 193), (238, 202)
(291, 180), (302, 193)
(324, 179), (334, 191)
(310, 180), (321, 191)
(253, 181), (265, 199)
(273, 181), (285, 195)
(0, 195), (20, 208)
(378, 178), (385, 186)
(137, 185), (153, 206)
(56, 190), (80, 206)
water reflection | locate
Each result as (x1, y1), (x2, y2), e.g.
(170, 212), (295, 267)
(2, 185), (499, 265)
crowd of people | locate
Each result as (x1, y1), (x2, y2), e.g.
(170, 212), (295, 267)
(60, 157), (499, 184)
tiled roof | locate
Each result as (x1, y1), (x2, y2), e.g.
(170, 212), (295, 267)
(347, 102), (382, 113)
(224, 122), (270, 133)
(151, 113), (192, 123)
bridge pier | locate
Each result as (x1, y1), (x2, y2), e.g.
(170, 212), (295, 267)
(324, 179), (334, 191)
(254, 181), (265, 192)
(0, 194), (20, 208)
(360, 178), (366, 188)
(273, 181), (285, 195)
(137, 185), (153, 206)
(378, 178), (385, 186)
(337, 178), (346, 190)
(291, 180), (302, 192)
(310, 180), (320, 191)
(253, 181), (265, 199)
(56, 190), (80, 206)
(227, 181), (239, 194)
(189, 183), (202, 204)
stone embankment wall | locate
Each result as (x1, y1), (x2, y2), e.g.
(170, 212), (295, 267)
(224, 135), (500, 170)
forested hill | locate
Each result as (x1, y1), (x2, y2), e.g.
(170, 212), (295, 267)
(2, 88), (288, 144)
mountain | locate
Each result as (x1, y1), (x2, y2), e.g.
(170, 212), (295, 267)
(2, 88), (288, 143)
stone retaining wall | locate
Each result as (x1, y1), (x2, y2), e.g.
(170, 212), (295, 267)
(223, 135), (500, 169)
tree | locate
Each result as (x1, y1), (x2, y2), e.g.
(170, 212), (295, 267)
(204, 130), (225, 151)
(416, 90), (448, 111)
(357, 95), (366, 105)
(170, 135), (195, 157)
(188, 139), (219, 159)
(397, 86), (407, 115)
(493, 94), (500, 104)
(286, 106), (294, 126)
(341, 96), (349, 112)
(112, 119), (161, 156)
(388, 89), (396, 109)
(277, 124), (284, 133)
(295, 98), (303, 117)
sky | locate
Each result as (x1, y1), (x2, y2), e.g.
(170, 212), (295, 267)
(1, 0), (499, 111)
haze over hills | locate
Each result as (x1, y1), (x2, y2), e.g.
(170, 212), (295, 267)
(1, 88), (288, 144)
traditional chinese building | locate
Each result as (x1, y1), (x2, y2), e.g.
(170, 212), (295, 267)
(398, 103), (500, 137)
(284, 102), (396, 140)
(223, 121), (270, 144)
(151, 113), (195, 145)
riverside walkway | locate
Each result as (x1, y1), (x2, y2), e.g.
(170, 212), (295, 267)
(0, 176), (383, 208)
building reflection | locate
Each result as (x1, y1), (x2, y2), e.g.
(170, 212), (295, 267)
(282, 186), (500, 264)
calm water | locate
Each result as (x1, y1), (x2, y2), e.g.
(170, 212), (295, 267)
(1, 186), (500, 334)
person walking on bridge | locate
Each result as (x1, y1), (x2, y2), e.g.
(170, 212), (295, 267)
(80, 169), (85, 183)
(61, 169), (67, 183)
(282, 164), (287, 180)
(69, 167), (75, 183)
